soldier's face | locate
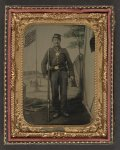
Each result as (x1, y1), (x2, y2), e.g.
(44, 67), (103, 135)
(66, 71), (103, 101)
(52, 38), (61, 47)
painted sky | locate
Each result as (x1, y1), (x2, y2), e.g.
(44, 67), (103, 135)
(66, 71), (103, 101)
(23, 25), (86, 72)
(23, 25), (95, 110)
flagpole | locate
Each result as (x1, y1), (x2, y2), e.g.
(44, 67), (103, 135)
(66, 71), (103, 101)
(47, 48), (50, 122)
(35, 26), (38, 91)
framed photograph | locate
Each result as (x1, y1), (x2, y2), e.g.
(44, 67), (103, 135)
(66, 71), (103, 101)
(4, 6), (114, 144)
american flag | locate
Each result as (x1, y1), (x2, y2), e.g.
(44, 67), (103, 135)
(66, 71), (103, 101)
(24, 29), (36, 47)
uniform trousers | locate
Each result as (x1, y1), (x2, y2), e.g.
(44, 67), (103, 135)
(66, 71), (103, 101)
(50, 70), (68, 113)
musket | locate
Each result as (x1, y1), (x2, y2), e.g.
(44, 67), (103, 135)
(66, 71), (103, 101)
(47, 48), (50, 122)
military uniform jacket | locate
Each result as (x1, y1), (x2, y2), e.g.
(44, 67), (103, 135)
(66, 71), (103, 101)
(41, 46), (74, 77)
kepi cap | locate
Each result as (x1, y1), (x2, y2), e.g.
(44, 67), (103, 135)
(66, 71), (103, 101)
(52, 33), (61, 41)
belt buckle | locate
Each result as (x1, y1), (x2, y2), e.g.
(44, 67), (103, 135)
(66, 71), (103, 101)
(54, 66), (59, 70)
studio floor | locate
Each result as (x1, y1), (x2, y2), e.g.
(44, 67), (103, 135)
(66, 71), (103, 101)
(24, 98), (91, 125)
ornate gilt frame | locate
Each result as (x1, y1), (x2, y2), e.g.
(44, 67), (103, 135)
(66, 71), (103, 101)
(4, 6), (114, 144)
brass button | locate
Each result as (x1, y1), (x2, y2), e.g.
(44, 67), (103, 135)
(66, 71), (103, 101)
(54, 66), (59, 70)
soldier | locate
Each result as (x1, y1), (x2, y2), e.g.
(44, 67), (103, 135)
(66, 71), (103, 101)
(41, 34), (74, 119)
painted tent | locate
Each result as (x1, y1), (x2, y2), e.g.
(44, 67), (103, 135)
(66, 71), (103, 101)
(73, 27), (95, 116)
(84, 27), (95, 116)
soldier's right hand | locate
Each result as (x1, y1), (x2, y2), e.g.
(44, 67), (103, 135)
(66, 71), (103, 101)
(45, 75), (48, 79)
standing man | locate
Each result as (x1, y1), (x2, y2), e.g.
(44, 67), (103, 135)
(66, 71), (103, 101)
(41, 34), (74, 119)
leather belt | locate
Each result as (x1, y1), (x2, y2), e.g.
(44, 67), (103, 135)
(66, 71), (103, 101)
(50, 65), (66, 71)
